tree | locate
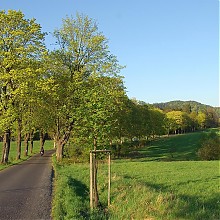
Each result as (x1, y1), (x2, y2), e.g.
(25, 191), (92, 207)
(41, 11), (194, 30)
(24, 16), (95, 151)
(205, 107), (219, 128)
(182, 103), (192, 114)
(127, 100), (144, 140)
(198, 131), (220, 160)
(45, 13), (123, 161)
(189, 111), (198, 131)
(197, 111), (207, 129)
(72, 75), (125, 207)
(148, 108), (166, 138)
(166, 111), (185, 134)
(75, 76), (125, 148)
(0, 10), (46, 163)
(46, 14), (125, 208)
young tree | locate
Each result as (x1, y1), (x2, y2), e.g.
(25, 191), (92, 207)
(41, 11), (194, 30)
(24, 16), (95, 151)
(75, 75), (126, 149)
(71, 75), (125, 207)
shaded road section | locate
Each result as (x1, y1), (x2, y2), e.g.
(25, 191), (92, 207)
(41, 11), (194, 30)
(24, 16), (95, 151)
(0, 149), (55, 220)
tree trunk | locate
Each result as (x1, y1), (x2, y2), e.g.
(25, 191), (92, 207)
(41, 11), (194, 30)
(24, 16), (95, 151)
(24, 133), (29, 156)
(1, 130), (11, 164)
(53, 135), (56, 149)
(93, 158), (99, 207)
(167, 128), (170, 137)
(55, 118), (75, 161)
(16, 120), (22, 160)
(93, 136), (99, 208)
(29, 130), (34, 154)
(40, 130), (46, 150)
(56, 140), (64, 161)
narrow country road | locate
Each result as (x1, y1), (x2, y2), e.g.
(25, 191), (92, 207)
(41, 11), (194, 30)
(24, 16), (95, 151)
(0, 149), (55, 220)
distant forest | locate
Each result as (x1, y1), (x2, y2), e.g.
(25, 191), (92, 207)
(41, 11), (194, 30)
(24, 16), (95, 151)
(153, 100), (219, 115)
(152, 100), (219, 129)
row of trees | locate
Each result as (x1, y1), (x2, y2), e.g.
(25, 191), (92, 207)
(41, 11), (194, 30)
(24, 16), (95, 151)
(0, 10), (218, 164)
(0, 10), (127, 163)
(66, 97), (219, 160)
(106, 99), (219, 142)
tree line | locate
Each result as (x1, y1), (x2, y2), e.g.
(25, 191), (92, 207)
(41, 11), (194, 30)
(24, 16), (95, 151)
(0, 10), (218, 163)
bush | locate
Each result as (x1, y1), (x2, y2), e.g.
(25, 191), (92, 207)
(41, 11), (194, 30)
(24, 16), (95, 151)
(197, 132), (220, 160)
(63, 143), (90, 163)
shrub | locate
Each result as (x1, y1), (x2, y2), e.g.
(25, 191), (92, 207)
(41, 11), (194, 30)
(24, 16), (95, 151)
(197, 132), (220, 160)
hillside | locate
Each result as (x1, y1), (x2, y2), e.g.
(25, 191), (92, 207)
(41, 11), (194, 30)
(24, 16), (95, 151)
(153, 100), (219, 114)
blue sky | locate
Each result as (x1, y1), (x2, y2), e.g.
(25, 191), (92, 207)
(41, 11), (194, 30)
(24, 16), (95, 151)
(1, 0), (219, 106)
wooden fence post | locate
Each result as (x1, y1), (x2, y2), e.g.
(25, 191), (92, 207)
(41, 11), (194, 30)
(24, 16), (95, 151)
(108, 152), (111, 207)
(90, 152), (93, 209)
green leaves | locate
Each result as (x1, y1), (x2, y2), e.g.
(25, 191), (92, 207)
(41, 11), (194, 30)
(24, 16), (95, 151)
(54, 13), (123, 77)
(0, 10), (46, 136)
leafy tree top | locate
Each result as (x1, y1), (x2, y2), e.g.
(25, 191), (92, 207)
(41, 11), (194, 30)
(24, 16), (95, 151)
(53, 13), (124, 78)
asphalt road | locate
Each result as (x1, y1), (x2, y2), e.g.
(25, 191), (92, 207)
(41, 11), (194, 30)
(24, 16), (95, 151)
(0, 149), (55, 220)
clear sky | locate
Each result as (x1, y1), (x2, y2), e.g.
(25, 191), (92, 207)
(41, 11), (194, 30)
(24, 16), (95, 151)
(1, 0), (219, 107)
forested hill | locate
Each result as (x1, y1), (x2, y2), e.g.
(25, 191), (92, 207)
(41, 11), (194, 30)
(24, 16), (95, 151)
(153, 100), (219, 115)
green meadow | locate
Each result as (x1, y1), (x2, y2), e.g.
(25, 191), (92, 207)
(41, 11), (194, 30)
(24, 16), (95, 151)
(52, 130), (220, 220)
(129, 131), (203, 162)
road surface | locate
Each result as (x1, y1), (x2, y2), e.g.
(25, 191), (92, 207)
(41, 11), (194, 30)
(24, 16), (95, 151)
(0, 149), (55, 220)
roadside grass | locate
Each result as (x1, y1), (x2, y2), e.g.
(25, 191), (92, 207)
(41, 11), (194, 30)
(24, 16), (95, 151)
(52, 130), (220, 219)
(0, 139), (54, 170)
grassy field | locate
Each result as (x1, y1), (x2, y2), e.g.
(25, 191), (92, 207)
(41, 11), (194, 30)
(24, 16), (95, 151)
(52, 160), (219, 220)
(0, 139), (54, 170)
(130, 131), (204, 162)
(52, 130), (220, 220)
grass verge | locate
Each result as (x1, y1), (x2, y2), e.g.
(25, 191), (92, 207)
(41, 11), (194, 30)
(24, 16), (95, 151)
(52, 156), (110, 220)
